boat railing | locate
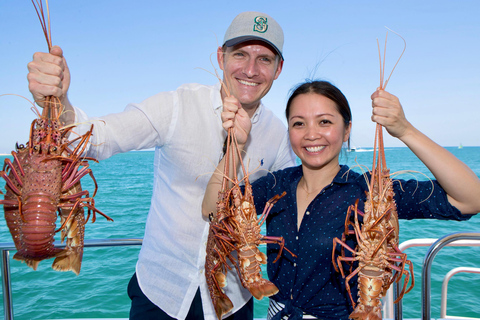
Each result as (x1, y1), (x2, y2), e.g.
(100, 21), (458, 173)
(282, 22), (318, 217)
(2, 234), (480, 320)
(383, 232), (480, 320)
(1, 238), (143, 320)
(441, 267), (480, 319)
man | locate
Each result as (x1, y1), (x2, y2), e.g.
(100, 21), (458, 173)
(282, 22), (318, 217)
(27, 11), (296, 320)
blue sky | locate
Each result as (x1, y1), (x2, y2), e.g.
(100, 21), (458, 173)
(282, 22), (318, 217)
(1, 0), (479, 154)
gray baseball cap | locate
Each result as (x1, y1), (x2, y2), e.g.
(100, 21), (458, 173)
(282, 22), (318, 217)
(223, 11), (284, 60)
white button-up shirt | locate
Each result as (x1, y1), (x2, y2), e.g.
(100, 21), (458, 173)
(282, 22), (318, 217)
(74, 82), (296, 319)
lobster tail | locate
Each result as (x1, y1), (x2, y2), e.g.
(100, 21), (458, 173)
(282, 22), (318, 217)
(349, 306), (382, 320)
(238, 245), (279, 299)
(349, 274), (383, 320)
(11, 256), (42, 271)
(52, 248), (83, 275)
(205, 222), (235, 320)
(52, 219), (84, 275)
(248, 279), (279, 300)
(214, 295), (234, 320)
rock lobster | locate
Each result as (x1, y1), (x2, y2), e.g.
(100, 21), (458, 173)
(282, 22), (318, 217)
(0, 0), (112, 275)
(205, 123), (295, 320)
(332, 31), (414, 319)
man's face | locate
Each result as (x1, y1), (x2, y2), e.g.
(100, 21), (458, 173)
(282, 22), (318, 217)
(217, 40), (283, 113)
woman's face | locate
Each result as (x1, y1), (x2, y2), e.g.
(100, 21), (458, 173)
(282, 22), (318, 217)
(288, 93), (351, 171)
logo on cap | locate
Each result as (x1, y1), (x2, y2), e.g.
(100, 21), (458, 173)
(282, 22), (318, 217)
(253, 16), (268, 33)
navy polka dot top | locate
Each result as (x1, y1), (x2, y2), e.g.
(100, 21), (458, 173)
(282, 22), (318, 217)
(247, 164), (470, 319)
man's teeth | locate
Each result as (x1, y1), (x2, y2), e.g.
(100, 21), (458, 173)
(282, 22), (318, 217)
(306, 146), (325, 152)
(238, 79), (258, 86)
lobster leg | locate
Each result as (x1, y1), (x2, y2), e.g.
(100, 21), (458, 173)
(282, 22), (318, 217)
(205, 227), (234, 320)
(257, 191), (286, 226)
(52, 203), (85, 275)
(0, 170), (23, 195)
(261, 235), (296, 263)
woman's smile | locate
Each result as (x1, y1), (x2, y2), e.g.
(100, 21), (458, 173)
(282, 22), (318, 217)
(305, 145), (326, 153)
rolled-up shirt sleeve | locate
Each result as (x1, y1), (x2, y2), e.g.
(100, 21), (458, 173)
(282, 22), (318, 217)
(72, 91), (177, 160)
(394, 179), (470, 221)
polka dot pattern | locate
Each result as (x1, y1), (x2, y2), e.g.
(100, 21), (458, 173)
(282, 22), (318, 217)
(246, 165), (470, 319)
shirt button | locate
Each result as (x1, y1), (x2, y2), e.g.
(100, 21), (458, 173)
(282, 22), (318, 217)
(306, 211), (310, 215)
(294, 263), (297, 267)
(296, 236), (299, 240)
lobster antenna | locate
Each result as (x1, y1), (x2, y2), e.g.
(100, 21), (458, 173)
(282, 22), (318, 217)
(198, 50), (231, 98)
(370, 123), (379, 196)
(377, 38), (383, 89)
(381, 27), (406, 90)
(212, 51), (231, 97)
(32, 0), (58, 117)
(46, 0), (52, 49)
(31, 0), (52, 51)
(222, 128), (232, 191)
(382, 31), (387, 89)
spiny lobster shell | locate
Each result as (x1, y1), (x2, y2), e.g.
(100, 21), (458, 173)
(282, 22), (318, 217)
(1, 110), (111, 274)
(205, 129), (293, 320)
(4, 145), (63, 262)
(332, 126), (414, 320)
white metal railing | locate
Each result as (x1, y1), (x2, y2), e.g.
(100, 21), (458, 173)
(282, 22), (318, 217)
(441, 267), (480, 319)
(2, 235), (480, 320)
(382, 232), (480, 320)
(1, 238), (143, 320)
(421, 232), (480, 320)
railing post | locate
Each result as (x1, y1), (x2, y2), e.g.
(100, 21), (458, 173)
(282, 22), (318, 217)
(394, 279), (403, 320)
(2, 249), (13, 320)
(422, 232), (480, 320)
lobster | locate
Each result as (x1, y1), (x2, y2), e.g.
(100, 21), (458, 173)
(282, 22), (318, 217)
(205, 125), (295, 320)
(332, 31), (414, 319)
(0, 0), (112, 275)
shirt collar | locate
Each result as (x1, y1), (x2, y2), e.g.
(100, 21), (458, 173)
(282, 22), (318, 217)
(213, 82), (263, 124)
(291, 164), (354, 183)
(250, 103), (263, 124)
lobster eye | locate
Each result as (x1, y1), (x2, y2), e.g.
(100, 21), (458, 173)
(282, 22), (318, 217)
(52, 147), (57, 151)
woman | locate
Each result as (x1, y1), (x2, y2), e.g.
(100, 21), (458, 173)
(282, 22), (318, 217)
(202, 80), (480, 319)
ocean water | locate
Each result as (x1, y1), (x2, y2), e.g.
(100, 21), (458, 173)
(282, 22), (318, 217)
(1, 147), (479, 319)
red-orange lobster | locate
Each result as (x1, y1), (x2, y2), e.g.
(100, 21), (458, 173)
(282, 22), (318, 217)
(332, 31), (414, 319)
(205, 122), (295, 320)
(0, 0), (112, 275)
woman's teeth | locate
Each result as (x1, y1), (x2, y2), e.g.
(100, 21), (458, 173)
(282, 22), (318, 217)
(306, 146), (325, 152)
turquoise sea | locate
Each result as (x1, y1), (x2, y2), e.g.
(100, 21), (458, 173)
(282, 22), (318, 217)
(1, 147), (480, 319)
